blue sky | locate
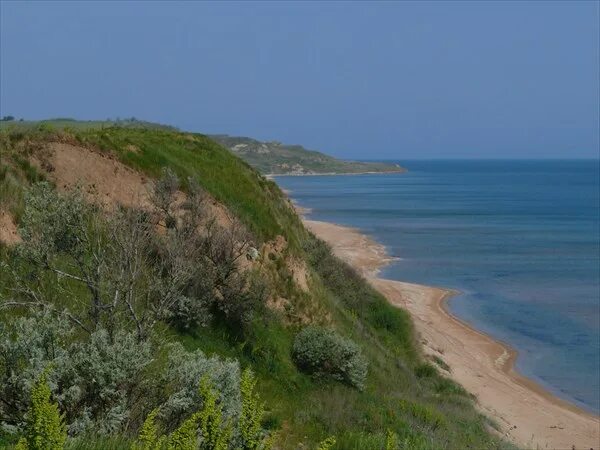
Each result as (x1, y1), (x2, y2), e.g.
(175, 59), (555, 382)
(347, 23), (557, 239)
(1, 1), (598, 159)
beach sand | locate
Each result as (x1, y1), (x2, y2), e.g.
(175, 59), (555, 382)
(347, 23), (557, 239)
(304, 219), (600, 450)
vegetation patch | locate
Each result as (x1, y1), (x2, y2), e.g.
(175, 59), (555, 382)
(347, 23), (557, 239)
(292, 326), (368, 390)
(398, 399), (447, 431)
(0, 123), (515, 449)
(211, 135), (406, 175)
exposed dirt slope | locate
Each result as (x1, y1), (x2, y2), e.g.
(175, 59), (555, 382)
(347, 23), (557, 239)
(0, 211), (20, 245)
(1, 142), (308, 301)
(34, 142), (153, 209)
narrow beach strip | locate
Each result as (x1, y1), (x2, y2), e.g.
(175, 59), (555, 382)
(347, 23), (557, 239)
(304, 219), (600, 450)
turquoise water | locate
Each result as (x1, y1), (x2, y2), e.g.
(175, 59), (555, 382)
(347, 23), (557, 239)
(276, 160), (600, 414)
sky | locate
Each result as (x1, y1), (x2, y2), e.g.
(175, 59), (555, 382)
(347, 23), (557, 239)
(0, 1), (598, 159)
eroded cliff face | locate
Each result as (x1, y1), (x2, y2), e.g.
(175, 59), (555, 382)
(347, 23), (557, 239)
(0, 138), (317, 322)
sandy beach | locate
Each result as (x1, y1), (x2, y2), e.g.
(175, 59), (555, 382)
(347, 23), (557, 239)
(304, 219), (600, 450)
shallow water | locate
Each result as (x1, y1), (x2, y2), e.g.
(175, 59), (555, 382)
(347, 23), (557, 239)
(276, 160), (600, 414)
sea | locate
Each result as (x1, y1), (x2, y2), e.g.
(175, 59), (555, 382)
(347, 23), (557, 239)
(275, 160), (600, 414)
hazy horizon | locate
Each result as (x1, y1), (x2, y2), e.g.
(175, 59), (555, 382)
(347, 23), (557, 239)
(1, 1), (598, 159)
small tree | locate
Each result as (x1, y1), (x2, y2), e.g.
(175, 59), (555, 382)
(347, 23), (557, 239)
(21, 369), (67, 450)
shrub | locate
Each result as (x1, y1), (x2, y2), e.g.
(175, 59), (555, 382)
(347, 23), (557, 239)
(58, 328), (155, 435)
(386, 429), (398, 450)
(7, 183), (162, 341)
(132, 374), (271, 450)
(238, 369), (273, 449)
(21, 369), (67, 450)
(132, 384), (221, 450)
(158, 344), (241, 431)
(167, 411), (202, 449)
(292, 326), (368, 390)
(0, 313), (244, 439)
(0, 312), (155, 436)
(0, 311), (73, 429)
(195, 375), (231, 449)
(134, 408), (162, 449)
(149, 170), (267, 333)
(316, 436), (336, 450)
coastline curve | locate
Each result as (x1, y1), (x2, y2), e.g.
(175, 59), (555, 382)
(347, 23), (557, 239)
(303, 218), (600, 450)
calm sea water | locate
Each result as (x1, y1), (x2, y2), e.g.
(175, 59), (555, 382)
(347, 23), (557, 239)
(276, 160), (600, 414)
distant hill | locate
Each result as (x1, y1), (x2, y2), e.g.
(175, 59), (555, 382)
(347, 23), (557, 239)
(210, 135), (405, 175)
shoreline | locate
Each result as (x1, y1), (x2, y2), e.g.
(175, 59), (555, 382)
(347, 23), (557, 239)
(303, 218), (600, 450)
(265, 170), (405, 179)
(436, 290), (596, 419)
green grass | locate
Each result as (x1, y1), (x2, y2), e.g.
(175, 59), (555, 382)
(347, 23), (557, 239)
(0, 118), (176, 133)
(74, 127), (305, 247)
(0, 124), (515, 450)
(0, 125), (306, 249)
(64, 435), (133, 450)
(0, 136), (46, 222)
(172, 237), (509, 448)
(431, 355), (451, 372)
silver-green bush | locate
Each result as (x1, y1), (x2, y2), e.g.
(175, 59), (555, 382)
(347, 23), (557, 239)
(292, 326), (368, 390)
(158, 342), (241, 431)
(0, 312), (154, 435)
(0, 312), (241, 438)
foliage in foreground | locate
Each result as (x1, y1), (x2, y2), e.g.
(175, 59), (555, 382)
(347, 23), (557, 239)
(132, 370), (273, 450)
(14, 369), (67, 450)
(0, 310), (242, 438)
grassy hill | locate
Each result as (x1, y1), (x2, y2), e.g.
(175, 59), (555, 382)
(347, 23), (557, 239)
(0, 123), (512, 449)
(0, 117), (177, 132)
(210, 135), (405, 175)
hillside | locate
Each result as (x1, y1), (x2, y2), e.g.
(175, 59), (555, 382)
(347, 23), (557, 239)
(0, 124), (512, 449)
(0, 117), (178, 132)
(210, 135), (405, 175)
